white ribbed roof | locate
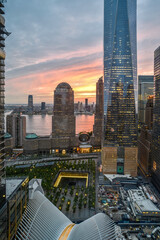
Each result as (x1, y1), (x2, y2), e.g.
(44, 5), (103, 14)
(16, 191), (72, 240)
(68, 214), (117, 240)
(16, 191), (122, 240)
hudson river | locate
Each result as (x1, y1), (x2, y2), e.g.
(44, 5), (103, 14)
(14, 114), (94, 135)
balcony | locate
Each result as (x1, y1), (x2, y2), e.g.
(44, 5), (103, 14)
(0, 134), (5, 139)
(0, 8), (5, 15)
(0, 97), (4, 103)
(0, 65), (5, 72)
(0, 59), (4, 66)
(0, 152), (5, 158)
(0, 85), (4, 91)
(0, 65), (4, 71)
(0, 163), (5, 171)
(0, 71), (5, 77)
(0, 79), (4, 84)
(0, 146), (5, 152)
(0, 48), (5, 59)
(0, 34), (4, 40)
(0, 40), (4, 47)
(0, 27), (6, 34)
(0, 2), (4, 8)
(0, 14), (4, 26)
(0, 139), (4, 145)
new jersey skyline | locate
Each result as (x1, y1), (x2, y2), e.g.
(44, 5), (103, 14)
(5, 0), (160, 104)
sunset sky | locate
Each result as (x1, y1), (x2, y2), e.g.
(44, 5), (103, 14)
(5, 0), (160, 104)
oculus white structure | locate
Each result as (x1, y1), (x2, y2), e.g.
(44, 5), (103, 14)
(16, 180), (124, 240)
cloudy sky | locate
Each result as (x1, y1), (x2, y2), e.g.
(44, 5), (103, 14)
(5, 0), (160, 104)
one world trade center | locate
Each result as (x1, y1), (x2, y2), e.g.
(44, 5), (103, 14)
(102, 0), (138, 176)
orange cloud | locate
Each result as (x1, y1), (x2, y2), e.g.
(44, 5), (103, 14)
(6, 54), (102, 104)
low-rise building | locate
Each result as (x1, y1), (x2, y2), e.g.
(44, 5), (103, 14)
(128, 188), (160, 220)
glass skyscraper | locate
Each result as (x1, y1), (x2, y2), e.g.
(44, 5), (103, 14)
(102, 0), (138, 176)
(152, 46), (160, 192)
(104, 0), (137, 147)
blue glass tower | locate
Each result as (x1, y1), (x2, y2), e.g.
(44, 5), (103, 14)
(104, 0), (137, 147)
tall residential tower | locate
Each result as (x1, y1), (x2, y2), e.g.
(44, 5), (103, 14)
(6, 114), (26, 148)
(102, 0), (138, 176)
(0, 0), (8, 208)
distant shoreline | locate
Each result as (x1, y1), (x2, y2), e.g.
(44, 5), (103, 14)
(75, 112), (94, 116)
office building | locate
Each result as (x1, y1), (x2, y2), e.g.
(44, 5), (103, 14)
(80, 102), (83, 112)
(16, 179), (123, 240)
(145, 95), (153, 130)
(41, 101), (46, 111)
(152, 46), (160, 191)
(103, 0), (138, 176)
(138, 126), (152, 176)
(52, 82), (75, 138)
(6, 114), (26, 148)
(85, 98), (88, 111)
(28, 95), (33, 113)
(93, 77), (104, 147)
(138, 75), (154, 124)
(0, 177), (29, 240)
(0, 0), (9, 209)
(77, 101), (80, 112)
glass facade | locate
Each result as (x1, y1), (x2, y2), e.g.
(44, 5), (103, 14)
(138, 75), (154, 124)
(152, 46), (160, 192)
(104, 0), (137, 147)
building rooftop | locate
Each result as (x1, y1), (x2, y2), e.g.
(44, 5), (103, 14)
(56, 82), (72, 90)
(128, 188), (160, 216)
(5, 178), (26, 199)
(4, 132), (12, 139)
(128, 189), (146, 201)
(136, 199), (160, 213)
(104, 174), (131, 182)
(26, 133), (38, 139)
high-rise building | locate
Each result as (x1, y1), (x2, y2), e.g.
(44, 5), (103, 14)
(0, 0), (9, 209)
(6, 114), (26, 148)
(41, 101), (46, 111)
(103, 0), (138, 176)
(138, 126), (152, 176)
(85, 98), (88, 108)
(145, 95), (153, 130)
(138, 75), (154, 124)
(93, 77), (104, 147)
(28, 95), (33, 113)
(152, 46), (160, 191)
(52, 82), (75, 138)
(80, 102), (83, 112)
(85, 98), (89, 112)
